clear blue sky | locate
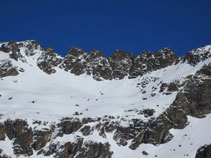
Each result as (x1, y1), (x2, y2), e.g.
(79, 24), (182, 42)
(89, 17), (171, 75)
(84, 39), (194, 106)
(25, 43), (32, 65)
(0, 0), (211, 57)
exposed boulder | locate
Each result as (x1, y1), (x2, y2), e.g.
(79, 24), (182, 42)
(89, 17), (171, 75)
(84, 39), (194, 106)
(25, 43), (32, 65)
(80, 125), (92, 136)
(104, 122), (116, 133)
(167, 82), (179, 92)
(159, 83), (168, 92)
(196, 144), (211, 158)
(140, 109), (155, 117)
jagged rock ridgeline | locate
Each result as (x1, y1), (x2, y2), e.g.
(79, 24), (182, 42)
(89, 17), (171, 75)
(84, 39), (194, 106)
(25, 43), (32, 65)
(0, 40), (177, 80)
(1, 40), (210, 80)
(62, 47), (113, 80)
(1, 40), (211, 158)
(0, 40), (42, 78)
(129, 48), (176, 78)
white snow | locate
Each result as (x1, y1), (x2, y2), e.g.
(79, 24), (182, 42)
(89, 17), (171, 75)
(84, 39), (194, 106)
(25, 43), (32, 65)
(0, 42), (211, 157)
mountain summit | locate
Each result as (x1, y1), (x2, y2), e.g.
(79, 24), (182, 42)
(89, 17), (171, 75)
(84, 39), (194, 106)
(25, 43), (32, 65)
(0, 40), (211, 158)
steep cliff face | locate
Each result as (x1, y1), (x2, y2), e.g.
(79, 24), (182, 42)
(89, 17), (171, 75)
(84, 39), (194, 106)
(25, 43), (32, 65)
(184, 45), (211, 66)
(62, 46), (87, 75)
(129, 48), (176, 78)
(0, 40), (211, 158)
(37, 47), (63, 74)
(108, 49), (135, 79)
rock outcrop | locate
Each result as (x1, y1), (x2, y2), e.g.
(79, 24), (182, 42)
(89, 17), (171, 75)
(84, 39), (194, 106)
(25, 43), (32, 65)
(172, 64), (211, 118)
(1, 40), (211, 158)
(196, 144), (211, 158)
(0, 60), (19, 78)
(0, 118), (114, 158)
(1, 40), (211, 81)
(63, 47), (113, 80)
(129, 48), (176, 78)
(62, 46), (87, 75)
(37, 47), (63, 74)
(185, 45), (211, 66)
(109, 49), (135, 79)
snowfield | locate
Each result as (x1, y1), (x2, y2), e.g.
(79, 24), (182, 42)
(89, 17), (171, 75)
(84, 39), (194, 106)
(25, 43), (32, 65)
(0, 41), (211, 158)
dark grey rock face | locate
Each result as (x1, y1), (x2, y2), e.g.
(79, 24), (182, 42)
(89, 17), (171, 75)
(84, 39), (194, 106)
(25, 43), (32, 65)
(62, 46), (87, 75)
(75, 142), (113, 158)
(62, 47), (177, 80)
(113, 104), (187, 150)
(0, 60), (19, 78)
(184, 46), (211, 66)
(172, 64), (211, 118)
(196, 144), (211, 158)
(4, 119), (33, 156)
(129, 48), (176, 78)
(32, 130), (52, 150)
(37, 47), (63, 74)
(0, 40), (41, 59)
(0, 40), (43, 78)
(109, 49), (135, 79)
(63, 47), (113, 80)
(0, 118), (114, 158)
(85, 50), (113, 80)
(58, 119), (83, 135)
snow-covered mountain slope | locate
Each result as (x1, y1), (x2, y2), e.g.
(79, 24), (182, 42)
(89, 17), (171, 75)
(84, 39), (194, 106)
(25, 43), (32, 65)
(0, 40), (211, 158)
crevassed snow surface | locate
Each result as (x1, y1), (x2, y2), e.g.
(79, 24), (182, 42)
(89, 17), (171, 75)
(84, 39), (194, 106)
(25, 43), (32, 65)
(0, 46), (211, 158)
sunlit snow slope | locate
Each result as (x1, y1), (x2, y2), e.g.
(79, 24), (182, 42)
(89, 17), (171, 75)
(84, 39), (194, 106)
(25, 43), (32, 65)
(0, 40), (211, 158)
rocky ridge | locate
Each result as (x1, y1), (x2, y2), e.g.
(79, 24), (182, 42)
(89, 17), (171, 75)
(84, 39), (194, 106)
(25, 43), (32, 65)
(1, 40), (210, 81)
(0, 40), (211, 158)
(0, 40), (197, 80)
